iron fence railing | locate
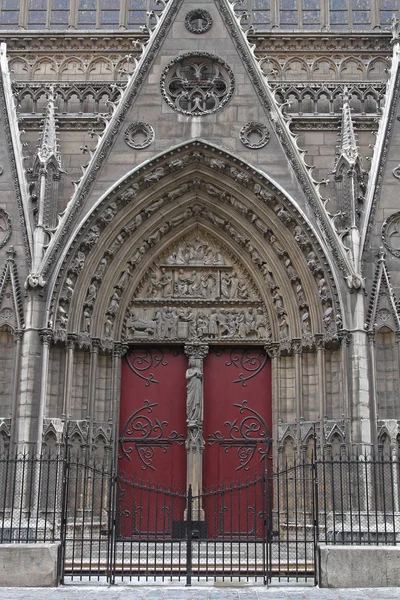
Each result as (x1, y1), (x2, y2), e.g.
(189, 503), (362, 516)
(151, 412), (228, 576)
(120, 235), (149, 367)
(1, 448), (400, 584)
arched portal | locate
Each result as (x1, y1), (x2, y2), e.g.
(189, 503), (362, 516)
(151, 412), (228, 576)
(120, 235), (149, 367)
(46, 141), (343, 524)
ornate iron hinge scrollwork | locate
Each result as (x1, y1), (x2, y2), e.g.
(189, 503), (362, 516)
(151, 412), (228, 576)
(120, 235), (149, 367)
(207, 400), (272, 471)
(119, 399), (185, 470)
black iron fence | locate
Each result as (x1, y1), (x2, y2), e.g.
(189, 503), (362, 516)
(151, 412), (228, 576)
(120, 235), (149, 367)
(0, 448), (400, 585)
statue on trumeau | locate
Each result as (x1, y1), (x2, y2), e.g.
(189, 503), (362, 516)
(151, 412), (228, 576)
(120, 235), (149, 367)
(186, 357), (203, 427)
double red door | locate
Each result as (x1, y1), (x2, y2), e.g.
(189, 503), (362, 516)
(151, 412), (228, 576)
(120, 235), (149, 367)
(118, 346), (271, 538)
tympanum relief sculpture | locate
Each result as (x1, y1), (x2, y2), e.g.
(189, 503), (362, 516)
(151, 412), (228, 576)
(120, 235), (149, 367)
(123, 235), (270, 343)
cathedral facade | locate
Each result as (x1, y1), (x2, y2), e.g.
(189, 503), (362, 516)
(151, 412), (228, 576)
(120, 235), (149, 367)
(0, 0), (400, 485)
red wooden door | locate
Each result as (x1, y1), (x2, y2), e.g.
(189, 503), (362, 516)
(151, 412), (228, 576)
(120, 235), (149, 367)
(118, 347), (187, 538)
(203, 347), (272, 537)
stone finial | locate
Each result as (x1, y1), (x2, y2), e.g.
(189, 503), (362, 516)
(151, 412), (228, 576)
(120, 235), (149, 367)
(36, 85), (61, 169)
(336, 86), (359, 167)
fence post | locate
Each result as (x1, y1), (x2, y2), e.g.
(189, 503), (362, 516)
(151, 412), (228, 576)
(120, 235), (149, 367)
(186, 484), (192, 587)
(313, 447), (320, 586)
(58, 435), (70, 584)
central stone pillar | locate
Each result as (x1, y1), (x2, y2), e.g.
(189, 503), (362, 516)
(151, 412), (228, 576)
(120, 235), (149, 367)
(184, 343), (208, 521)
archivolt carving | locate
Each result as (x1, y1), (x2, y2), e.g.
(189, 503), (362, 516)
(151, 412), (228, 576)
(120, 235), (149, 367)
(49, 143), (341, 349)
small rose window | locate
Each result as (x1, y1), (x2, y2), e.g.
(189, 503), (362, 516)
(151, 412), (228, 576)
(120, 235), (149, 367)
(161, 53), (235, 116)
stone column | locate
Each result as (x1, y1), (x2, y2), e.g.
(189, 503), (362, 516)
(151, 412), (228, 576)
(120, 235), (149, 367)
(37, 329), (53, 451)
(315, 334), (326, 449)
(292, 339), (303, 451)
(184, 343), (208, 521)
(62, 335), (76, 420)
(266, 342), (280, 465)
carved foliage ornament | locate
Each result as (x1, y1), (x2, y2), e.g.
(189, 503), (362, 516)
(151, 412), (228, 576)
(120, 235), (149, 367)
(184, 9), (213, 34)
(239, 122), (270, 149)
(161, 53), (235, 116)
(382, 211), (400, 258)
(124, 122), (155, 150)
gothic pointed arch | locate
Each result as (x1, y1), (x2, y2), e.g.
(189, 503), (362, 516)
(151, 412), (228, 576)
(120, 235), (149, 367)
(47, 141), (343, 354)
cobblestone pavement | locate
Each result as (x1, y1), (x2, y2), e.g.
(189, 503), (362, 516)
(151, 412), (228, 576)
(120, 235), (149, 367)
(0, 584), (400, 600)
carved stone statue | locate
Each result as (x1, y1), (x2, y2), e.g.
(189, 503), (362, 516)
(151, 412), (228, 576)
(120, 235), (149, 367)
(186, 357), (203, 427)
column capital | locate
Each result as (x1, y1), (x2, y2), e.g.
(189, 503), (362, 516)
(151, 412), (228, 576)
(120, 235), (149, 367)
(265, 342), (280, 359)
(184, 343), (209, 359)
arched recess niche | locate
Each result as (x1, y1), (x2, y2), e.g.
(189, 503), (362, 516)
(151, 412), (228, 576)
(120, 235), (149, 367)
(44, 141), (345, 429)
(48, 141), (342, 348)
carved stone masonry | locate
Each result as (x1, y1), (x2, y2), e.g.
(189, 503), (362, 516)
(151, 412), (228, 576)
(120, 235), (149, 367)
(184, 343), (208, 516)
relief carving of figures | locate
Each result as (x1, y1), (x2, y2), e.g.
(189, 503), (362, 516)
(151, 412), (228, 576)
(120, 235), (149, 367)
(107, 231), (127, 256)
(144, 167), (165, 184)
(85, 282), (98, 306)
(296, 283), (307, 307)
(115, 266), (132, 291)
(61, 275), (75, 301)
(230, 167), (249, 185)
(119, 183), (139, 203)
(200, 272), (217, 298)
(104, 316), (113, 337)
(269, 234), (287, 258)
(323, 306), (333, 329)
(83, 308), (91, 333)
(145, 198), (165, 217)
(253, 183), (273, 203)
(318, 278), (329, 302)
(129, 243), (148, 266)
(126, 309), (155, 336)
(124, 305), (270, 342)
(186, 357), (203, 427)
(279, 314), (289, 339)
(306, 250), (322, 274)
(285, 259), (299, 282)
(148, 267), (173, 298)
(125, 213), (143, 235)
(70, 250), (86, 274)
(107, 291), (120, 316)
(168, 208), (193, 228)
(301, 308), (311, 333)
(167, 183), (190, 201)
(94, 257), (108, 280)
(83, 225), (100, 248)
(100, 202), (117, 224)
(57, 305), (68, 329)
(294, 225), (307, 247)
(274, 203), (292, 223)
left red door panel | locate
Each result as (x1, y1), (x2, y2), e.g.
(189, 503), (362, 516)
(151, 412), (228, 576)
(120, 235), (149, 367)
(118, 347), (187, 538)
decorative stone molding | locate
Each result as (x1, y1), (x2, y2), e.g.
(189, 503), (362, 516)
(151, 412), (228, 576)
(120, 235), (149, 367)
(0, 208), (12, 249)
(49, 142), (341, 344)
(382, 211), (400, 259)
(0, 246), (24, 331)
(239, 122), (270, 149)
(184, 343), (209, 359)
(124, 122), (155, 150)
(184, 9), (213, 34)
(160, 52), (235, 116)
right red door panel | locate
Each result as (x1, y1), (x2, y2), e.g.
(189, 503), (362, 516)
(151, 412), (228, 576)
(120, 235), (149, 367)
(203, 347), (272, 537)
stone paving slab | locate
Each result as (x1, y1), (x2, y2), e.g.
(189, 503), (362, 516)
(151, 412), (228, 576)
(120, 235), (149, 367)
(0, 586), (400, 600)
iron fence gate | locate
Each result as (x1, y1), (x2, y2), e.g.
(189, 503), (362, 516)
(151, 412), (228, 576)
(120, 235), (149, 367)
(2, 448), (400, 585)
(60, 457), (317, 584)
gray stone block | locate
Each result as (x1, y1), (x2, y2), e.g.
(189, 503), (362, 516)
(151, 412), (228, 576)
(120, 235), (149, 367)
(0, 543), (60, 587)
(319, 545), (400, 588)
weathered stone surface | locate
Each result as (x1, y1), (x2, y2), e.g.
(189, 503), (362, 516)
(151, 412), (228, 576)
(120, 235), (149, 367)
(0, 543), (60, 587)
(319, 545), (400, 588)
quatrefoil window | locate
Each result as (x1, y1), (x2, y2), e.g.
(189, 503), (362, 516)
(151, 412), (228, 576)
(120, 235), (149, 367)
(161, 53), (235, 116)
